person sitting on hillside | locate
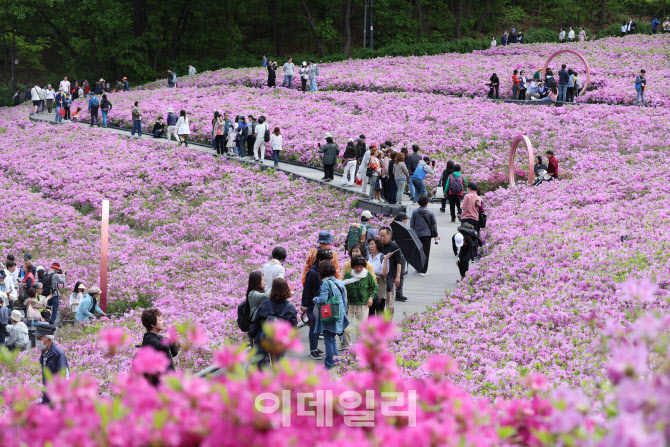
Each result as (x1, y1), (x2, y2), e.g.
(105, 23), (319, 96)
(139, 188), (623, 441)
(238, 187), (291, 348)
(546, 150), (559, 178)
(525, 79), (542, 100)
(534, 155), (548, 176)
(663, 17), (670, 32)
(536, 85), (558, 102)
(152, 117), (165, 138)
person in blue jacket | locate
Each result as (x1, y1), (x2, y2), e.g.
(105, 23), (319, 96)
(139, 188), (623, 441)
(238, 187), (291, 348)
(314, 261), (349, 369)
(75, 286), (106, 322)
(652, 17), (660, 34)
(36, 324), (69, 405)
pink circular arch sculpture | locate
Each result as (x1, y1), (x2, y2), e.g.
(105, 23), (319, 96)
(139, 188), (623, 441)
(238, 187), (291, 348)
(508, 135), (535, 187)
(541, 49), (591, 96)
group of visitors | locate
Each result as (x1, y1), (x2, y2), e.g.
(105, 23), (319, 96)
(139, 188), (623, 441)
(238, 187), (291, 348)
(499, 64), (581, 103)
(495, 28), (524, 46)
(320, 138), (442, 205)
(558, 27), (588, 43)
(264, 56), (319, 92)
(243, 208), (432, 369)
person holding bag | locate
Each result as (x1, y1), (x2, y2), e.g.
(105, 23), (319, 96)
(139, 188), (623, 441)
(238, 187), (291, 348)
(342, 256), (377, 349)
(410, 196), (439, 276)
(313, 261), (349, 369)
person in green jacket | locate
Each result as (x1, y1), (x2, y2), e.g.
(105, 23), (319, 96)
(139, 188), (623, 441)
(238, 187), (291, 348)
(342, 256), (378, 348)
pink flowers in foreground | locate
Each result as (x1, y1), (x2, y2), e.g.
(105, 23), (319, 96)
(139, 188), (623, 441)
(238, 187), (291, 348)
(259, 320), (302, 354)
(132, 346), (171, 375)
(97, 327), (131, 357)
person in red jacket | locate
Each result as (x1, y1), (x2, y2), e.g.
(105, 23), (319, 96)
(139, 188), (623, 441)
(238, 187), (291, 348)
(546, 150), (558, 178)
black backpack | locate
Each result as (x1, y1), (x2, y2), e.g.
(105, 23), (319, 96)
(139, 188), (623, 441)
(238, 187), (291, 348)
(264, 128), (271, 142)
(237, 298), (251, 332)
(41, 272), (53, 297)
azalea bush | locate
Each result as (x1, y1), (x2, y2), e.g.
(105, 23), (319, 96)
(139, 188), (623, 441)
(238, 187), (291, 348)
(0, 106), (360, 391)
(72, 83), (670, 193)
(374, 149), (670, 400)
(2, 312), (669, 445)
(138, 34), (670, 107)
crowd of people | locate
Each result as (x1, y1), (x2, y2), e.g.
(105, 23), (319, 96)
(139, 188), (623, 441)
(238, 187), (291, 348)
(492, 16), (670, 48)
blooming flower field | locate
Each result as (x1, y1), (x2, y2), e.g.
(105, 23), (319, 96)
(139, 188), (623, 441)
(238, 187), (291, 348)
(75, 85), (670, 192)
(3, 36), (670, 443)
(370, 150), (670, 398)
(0, 106), (358, 391)
(141, 34), (670, 106)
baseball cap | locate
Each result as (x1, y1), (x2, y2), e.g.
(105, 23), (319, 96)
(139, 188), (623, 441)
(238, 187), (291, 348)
(24, 253), (32, 260)
(454, 233), (464, 248)
(361, 210), (372, 220)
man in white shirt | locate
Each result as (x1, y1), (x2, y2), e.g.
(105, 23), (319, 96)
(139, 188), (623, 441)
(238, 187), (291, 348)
(253, 116), (269, 163)
(567, 27), (575, 42)
(262, 247), (287, 293)
(188, 64), (196, 75)
(3, 261), (18, 306)
(59, 76), (71, 95)
(558, 28), (566, 42)
(282, 57), (295, 89)
(30, 82), (42, 113)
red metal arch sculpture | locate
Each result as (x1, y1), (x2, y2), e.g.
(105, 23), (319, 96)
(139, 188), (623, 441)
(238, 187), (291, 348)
(541, 49), (591, 96)
(508, 135), (534, 187)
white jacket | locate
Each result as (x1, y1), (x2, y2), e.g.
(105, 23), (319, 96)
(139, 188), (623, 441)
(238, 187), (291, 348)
(270, 134), (283, 151)
(176, 116), (190, 135)
(69, 292), (84, 313)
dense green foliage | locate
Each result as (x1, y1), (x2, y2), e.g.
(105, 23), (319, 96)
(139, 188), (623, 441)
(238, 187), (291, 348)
(0, 0), (666, 94)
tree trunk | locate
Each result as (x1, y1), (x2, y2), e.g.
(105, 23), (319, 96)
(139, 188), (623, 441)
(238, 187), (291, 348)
(272, 0), (279, 55)
(343, 0), (352, 57)
(537, 0), (542, 28)
(416, 0), (424, 40)
(477, 0), (490, 33)
(226, 0), (231, 32)
(169, 0), (193, 61)
(300, 0), (327, 57)
(454, 0), (464, 38)
(132, 0), (147, 38)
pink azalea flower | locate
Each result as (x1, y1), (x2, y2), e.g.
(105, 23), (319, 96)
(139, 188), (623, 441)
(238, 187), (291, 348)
(132, 346), (171, 375)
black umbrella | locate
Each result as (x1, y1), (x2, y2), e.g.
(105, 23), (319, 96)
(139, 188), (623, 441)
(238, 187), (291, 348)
(390, 221), (426, 273)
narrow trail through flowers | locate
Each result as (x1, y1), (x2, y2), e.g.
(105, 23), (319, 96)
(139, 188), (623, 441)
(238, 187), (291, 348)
(27, 110), (464, 362)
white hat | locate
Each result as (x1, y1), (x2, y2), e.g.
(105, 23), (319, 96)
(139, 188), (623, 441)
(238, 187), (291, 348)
(88, 286), (102, 295)
(361, 210), (372, 220)
(302, 61), (307, 66)
(324, 132), (332, 139)
(36, 265), (45, 272)
(454, 233), (464, 248)
(10, 310), (22, 322)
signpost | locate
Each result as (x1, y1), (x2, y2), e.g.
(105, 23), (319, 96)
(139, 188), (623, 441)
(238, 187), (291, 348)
(100, 200), (109, 312)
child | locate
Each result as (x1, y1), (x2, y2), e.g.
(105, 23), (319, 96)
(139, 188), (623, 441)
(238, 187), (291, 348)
(262, 247), (287, 293)
(140, 308), (180, 386)
(226, 123), (237, 155)
(71, 107), (82, 122)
